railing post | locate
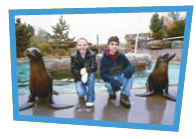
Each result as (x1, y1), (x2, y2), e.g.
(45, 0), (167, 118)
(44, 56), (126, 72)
(134, 33), (139, 54)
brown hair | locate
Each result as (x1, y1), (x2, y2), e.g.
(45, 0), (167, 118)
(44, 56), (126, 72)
(107, 36), (120, 45)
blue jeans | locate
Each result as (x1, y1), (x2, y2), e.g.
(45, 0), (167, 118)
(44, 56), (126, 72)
(75, 73), (95, 103)
(104, 74), (134, 97)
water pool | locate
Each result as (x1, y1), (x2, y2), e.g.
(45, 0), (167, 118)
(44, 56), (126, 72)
(17, 61), (180, 94)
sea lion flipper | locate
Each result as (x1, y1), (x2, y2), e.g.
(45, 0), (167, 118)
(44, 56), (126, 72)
(164, 93), (176, 101)
(52, 90), (59, 96)
(50, 104), (74, 109)
(134, 92), (154, 97)
(19, 102), (35, 111)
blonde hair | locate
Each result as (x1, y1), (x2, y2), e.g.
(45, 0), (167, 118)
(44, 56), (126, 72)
(76, 37), (88, 45)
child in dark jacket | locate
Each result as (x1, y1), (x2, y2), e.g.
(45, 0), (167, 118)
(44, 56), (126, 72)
(71, 38), (97, 107)
(100, 36), (135, 108)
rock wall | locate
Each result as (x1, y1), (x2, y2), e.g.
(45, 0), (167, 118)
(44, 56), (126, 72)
(46, 53), (152, 79)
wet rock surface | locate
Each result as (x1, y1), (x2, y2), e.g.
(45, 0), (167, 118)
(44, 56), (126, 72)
(19, 86), (177, 125)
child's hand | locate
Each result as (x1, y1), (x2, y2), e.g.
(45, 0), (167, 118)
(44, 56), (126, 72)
(80, 68), (88, 83)
(80, 67), (87, 75)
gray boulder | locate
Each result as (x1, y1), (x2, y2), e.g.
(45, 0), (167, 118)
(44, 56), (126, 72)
(147, 40), (163, 49)
(171, 40), (183, 48)
(46, 53), (152, 79)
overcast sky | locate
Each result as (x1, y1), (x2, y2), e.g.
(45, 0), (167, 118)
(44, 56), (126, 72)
(16, 12), (186, 44)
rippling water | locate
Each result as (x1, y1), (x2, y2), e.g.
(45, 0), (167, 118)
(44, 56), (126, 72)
(17, 61), (180, 94)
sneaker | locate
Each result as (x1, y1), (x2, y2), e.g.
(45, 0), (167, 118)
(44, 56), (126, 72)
(86, 102), (94, 107)
(109, 93), (116, 99)
(120, 94), (131, 108)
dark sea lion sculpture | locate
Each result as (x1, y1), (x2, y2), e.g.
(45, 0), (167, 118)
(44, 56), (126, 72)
(135, 53), (176, 101)
(19, 47), (74, 111)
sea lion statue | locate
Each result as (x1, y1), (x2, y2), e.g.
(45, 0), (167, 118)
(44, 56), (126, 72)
(19, 47), (74, 111)
(135, 53), (176, 101)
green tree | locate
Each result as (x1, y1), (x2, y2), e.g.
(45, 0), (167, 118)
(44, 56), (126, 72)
(51, 16), (74, 48)
(149, 13), (165, 40)
(15, 18), (34, 57)
(160, 16), (168, 39)
(167, 19), (185, 37)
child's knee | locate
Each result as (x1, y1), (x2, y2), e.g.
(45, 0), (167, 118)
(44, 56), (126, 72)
(76, 82), (86, 96)
(77, 87), (86, 96)
(124, 73), (135, 80)
(78, 92), (86, 97)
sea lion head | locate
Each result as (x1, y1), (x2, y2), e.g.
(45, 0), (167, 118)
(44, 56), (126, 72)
(25, 47), (42, 61)
(157, 53), (176, 63)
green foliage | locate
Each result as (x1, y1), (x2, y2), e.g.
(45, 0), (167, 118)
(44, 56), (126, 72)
(160, 17), (168, 39)
(15, 18), (34, 57)
(58, 49), (66, 56)
(34, 43), (52, 56)
(17, 52), (25, 57)
(167, 20), (185, 38)
(51, 16), (74, 48)
(149, 13), (166, 40)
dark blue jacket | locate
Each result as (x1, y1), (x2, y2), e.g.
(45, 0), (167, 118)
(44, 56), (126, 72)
(100, 52), (135, 91)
